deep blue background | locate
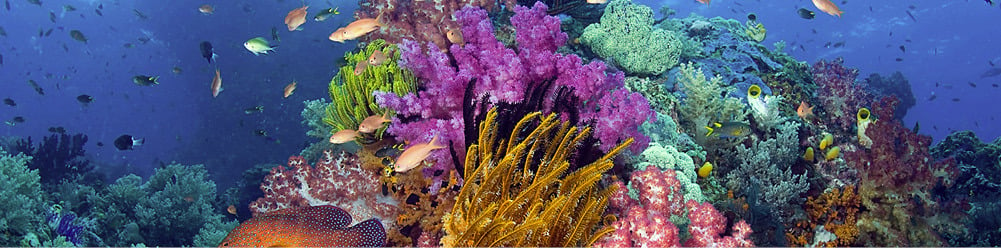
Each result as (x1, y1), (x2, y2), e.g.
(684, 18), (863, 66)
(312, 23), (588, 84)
(1, 0), (999, 188)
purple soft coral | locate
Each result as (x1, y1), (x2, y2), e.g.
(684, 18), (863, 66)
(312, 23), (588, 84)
(375, 2), (655, 185)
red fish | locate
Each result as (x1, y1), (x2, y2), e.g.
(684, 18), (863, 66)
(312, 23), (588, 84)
(219, 205), (386, 247)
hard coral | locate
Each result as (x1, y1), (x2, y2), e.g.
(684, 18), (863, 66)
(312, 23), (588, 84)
(249, 150), (399, 229)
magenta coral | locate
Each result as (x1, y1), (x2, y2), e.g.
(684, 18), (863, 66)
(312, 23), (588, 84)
(811, 57), (873, 131)
(376, 3), (655, 182)
(596, 166), (753, 247)
(249, 150), (400, 228)
(845, 96), (958, 194)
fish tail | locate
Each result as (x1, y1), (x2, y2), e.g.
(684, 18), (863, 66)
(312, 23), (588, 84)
(704, 125), (715, 137)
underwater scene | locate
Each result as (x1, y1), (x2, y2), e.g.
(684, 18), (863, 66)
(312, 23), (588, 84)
(1, 0), (1000, 246)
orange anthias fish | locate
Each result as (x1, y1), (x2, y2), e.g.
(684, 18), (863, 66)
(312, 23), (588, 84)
(329, 129), (359, 144)
(586, 0), (608, 4)
(394, 134), (445, 172)
(354, 60), (367, 76)
(328, 12), (383, 43)
(283, 81), (297, 98)
(811, 0), (843, 17)
(227, 205), (238, 215)
(696, 0), (710, 5)
(219, 205), (386, 247)
(285, 6), (309, 31)
(797, 101), (815, 120)
(368, 50), (386, 66)
(445, 28), (464, 46)
(358, 112), (391, 133)
(211, 69), (223, 98)
(198, 4), (214, 15)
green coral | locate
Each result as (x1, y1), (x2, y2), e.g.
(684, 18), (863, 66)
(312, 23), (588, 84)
(580, 0), (685, 75)
(744, 20), (766, 42)
(324, 39), (417, 138)
(93, 163), (232, 247)
(675, 62), (747, 141)
(0, 149), (48, 245)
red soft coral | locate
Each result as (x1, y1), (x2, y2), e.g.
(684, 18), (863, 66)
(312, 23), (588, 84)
(249, 150), (400, 228)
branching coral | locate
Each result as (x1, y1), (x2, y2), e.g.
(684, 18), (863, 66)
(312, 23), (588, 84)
(12, 133), (95, 189)
(675, 62), (747, 141)
(0, 149), (47, 245)
(442, 108), (630, 247)
(726, 121), (807, 224)
(325, 39), (417, 139)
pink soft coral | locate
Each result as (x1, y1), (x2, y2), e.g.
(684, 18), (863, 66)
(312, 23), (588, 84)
(249, 150), (400, 228)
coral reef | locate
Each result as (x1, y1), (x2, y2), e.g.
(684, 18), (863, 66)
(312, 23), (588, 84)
(844, 96), (959, 246)
(249, 150), (399, 229)
(674, 62), (747, 142)
(0, 149), (48, 245)
(929, 131), (1001, 246)
(596, 166), (754, 247)
(12, 133), (97, 189)
(442, 108), (629, 246)
(862, 71), (916, 120)
(812, 58), (873, 132)
(579, 0), (685, 75)
(325, 39), (417, 139)
(726, 121), (806, 223)
(375, 2), (654, 187)
(91, 163), (234, 246)
(786, 185), (861, 247)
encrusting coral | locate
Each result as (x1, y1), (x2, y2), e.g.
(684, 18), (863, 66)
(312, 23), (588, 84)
(442, 108), (631, 247)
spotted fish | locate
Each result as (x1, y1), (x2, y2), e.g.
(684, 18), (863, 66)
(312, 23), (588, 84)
(218, 205), (386, 247)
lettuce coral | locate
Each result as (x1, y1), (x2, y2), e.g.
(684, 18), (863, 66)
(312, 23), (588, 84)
(580, 0), (684, 75)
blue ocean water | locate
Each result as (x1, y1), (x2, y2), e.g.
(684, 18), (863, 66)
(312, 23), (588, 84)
(1, 0), (999, 246)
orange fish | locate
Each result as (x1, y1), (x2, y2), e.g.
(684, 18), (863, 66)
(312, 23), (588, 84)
(586, 0), (607, 4)
(445, 28), (464, 46)
(227, 205), (238, 215)
(367, 50), (386, 66)
(696, 0), (710, 5)
(354, 60), (368, 76)
(328, 12), (383, 43)
(198, 4), (214, 14)
(219, 205), (386, 247)
(797, 101), (815, 120)
(285, 6), (309, 31)
(811, 0), (843, 17)
(394, 134), (445, 172)
(211, 69), (223, 98)
(329, 129), (359, 144)
(283, 81), (297, 98)
(358, 112), (391, 133)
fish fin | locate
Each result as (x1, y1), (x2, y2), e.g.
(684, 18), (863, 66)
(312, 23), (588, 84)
(375, 10), (385, 26)
(132, 137), (145, 146)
